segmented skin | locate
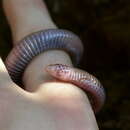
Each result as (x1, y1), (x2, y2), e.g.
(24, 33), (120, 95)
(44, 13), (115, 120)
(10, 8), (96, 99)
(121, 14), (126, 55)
(46, 64), (106, 113)
(5, 29), (83, 85)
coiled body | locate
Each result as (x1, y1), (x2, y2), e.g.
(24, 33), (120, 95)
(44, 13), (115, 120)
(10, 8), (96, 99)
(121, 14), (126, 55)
(5, 29), (83, 85)
(5, 29), (105, 113)
(46, 64), (106, 113)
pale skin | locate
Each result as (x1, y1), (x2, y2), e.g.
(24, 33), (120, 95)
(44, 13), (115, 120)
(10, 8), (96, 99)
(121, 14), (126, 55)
(0, 0), (99, 129)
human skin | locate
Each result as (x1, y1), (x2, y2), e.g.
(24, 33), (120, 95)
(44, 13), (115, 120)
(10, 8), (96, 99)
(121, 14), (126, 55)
(1, 0), (99, 130)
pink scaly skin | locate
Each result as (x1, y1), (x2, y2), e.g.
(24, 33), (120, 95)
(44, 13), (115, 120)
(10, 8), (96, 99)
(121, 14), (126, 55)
(46, 64), (106, 114)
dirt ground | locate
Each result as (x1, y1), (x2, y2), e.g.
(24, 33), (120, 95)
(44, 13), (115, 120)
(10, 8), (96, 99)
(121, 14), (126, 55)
(0, 0), (130, 129)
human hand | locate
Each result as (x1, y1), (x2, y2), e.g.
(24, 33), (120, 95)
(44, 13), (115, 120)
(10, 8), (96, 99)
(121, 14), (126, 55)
(0, 58), (98, 130)
(2, 0), (101, 129)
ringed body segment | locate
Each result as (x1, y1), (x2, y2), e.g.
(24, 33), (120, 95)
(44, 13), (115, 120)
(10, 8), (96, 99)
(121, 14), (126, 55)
(46, 64), (106, 113)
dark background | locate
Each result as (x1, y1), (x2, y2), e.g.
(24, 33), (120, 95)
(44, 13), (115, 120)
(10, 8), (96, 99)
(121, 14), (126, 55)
(0, 0), (130, 129)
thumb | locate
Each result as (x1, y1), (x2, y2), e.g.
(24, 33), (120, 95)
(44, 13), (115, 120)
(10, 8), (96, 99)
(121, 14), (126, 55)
(0, 58), (30, 96)
(0, 58), (13, 85)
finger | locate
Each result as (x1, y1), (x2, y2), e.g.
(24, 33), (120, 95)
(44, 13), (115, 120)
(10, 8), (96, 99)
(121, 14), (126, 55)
(3, 0), (72, 90)
(3, 0), (57, 43)
(0, 57), (29, 95)
(0, 57), (13, 85)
